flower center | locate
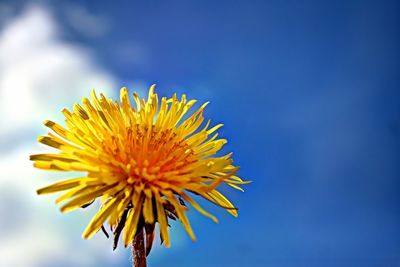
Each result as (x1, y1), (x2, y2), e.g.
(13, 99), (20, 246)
(104, 125), (194, 186)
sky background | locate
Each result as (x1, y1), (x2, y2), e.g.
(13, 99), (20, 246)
(0, 1), (399, 267)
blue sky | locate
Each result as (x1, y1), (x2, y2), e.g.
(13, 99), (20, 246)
(0, 1), (399, 266)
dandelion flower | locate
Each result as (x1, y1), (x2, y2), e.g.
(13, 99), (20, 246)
(30, 85), (248, 258)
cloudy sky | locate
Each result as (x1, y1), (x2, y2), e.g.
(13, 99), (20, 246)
(0, 1), (399, 267)
(0, 4), (122, 267)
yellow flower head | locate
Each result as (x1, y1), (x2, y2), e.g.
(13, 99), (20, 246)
(30, 85), (248, 253)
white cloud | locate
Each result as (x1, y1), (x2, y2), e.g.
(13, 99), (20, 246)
(0, 218), (64, 267)
(0, 4), (116, 138)
(0, 4), (124, 267)
(62, 3), (111, 38)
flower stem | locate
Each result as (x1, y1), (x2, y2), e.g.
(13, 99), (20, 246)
(132, 228), (147, 267)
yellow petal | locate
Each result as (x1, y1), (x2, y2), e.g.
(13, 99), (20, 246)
(206, 190), (238, 217)
(180, 192), (218, 223)
(123, 193), (144, 247)
(164, 191), (196, 241)
(154, 190), (170, 247)
(82, 194), (121, 239)
(143, 188), (154, 224)
(60, 183), (116, 213)
(108, 188), (132, 225)
(55, 185), (94, 204)
(30, 153), (78, 163)
(37, 177), (84, 195)
(37, 136), (64, 149)
(44, 120), (68, 138)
